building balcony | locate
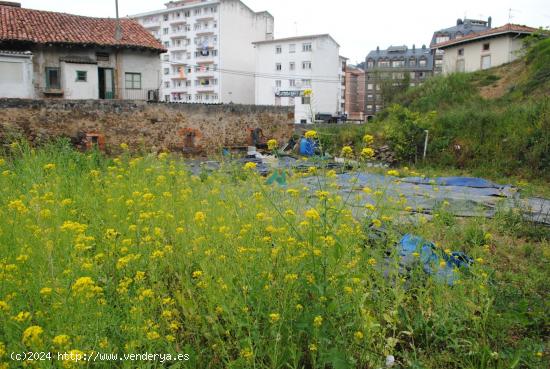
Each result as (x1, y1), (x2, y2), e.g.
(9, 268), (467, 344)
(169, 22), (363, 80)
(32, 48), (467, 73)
(195, 30), (215, 36)
(170, 19), (188, 25)
(143, 22), (161, 30)
(196, 16), (216, 22)
(170, 34), (189, 40)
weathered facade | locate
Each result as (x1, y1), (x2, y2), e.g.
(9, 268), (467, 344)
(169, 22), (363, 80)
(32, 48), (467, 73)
(365, 45), (433, 119)
(0, 2), (165, 100)
(0, 99), (294, 154)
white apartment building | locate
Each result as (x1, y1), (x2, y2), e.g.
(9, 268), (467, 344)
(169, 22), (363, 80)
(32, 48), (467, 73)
(253, 34), (344, 124)
(132, 0), (274, 104)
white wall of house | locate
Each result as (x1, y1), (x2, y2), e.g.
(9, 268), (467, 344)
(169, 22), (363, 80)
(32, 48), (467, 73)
(254, 35), (340, 124)
(0, 52), (34, 98)
(61, 62), (99, 99)
(119, 50), (162, 99)
(441, 35), (525, 74)
(132, 0), (273, 104)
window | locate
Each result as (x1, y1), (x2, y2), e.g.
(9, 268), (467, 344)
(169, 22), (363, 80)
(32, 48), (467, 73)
(275, 80), (282, 88)
(276, 63), (282, 71)
(435, 36), (449, 44)
(289, 62), (295, 71)
(45, 67), (61, 89)
(164, 41), (170, 48)
(409, 59), (416, 67)
(289, 44), (296, 53)
(366, 105), (373, 111)
(367, 60), (375, 68)
(163, 28), (169, 35)
(184, 11), (190, 17)
(392, 60), (404, 68)
(483, 43), (490, 51)
(125, 73), (141, 89)
(367, 83), (373, 90)
(302, 61), (312, 70)
(165, 81), (170, 88)
(418, 59), (427, 67)
(378, 60), (390, 67)
(163, 14), (169, 21)
(458, 48), (464, 56)
(75, 71), (87, 82)
(164, 68), (170, 75)
(302, 43), (312, 52)
(276, 45), (282, 54)
(301, 96), (311, 104)
(301, 79), (311, 87)
(481, 55), (491, 70)
(289, 79), (296, 87)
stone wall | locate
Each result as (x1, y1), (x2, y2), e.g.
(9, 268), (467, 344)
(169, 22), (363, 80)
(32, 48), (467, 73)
(0, 99), (295, 154)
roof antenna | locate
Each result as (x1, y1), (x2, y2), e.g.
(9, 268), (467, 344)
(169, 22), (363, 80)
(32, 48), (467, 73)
(115, 0), (122, 41)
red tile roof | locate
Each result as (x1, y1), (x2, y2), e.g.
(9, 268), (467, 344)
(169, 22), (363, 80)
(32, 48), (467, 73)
(0, 5), (166, 52)
(432, 24), (539, 49)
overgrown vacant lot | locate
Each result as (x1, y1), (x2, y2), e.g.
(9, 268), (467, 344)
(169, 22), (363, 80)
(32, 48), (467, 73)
(0, 142), (548, 369)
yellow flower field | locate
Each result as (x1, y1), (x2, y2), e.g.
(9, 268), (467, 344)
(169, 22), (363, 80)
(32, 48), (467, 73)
(0, 141), (547, 369)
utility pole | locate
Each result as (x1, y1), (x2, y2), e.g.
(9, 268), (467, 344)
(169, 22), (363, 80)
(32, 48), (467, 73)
(115, 0), (122, 41)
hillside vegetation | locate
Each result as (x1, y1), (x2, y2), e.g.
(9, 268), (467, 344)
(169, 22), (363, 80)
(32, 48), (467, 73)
(320, 36), (550, 180)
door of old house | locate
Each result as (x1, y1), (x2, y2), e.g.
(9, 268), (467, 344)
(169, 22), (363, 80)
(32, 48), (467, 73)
(98, 68), (115, 99)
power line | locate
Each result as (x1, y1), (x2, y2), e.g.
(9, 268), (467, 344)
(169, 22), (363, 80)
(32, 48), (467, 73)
(161, 60), (345, 83)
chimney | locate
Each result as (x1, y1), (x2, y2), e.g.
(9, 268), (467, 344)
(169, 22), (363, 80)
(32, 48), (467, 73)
(488, 16), (492, 28)
(0, 1), (21, 7)
(422, 44), (426, 50)
(115, 0), (122, 41)
(456, 18), (463, 26)
(376, 46), (380, 53)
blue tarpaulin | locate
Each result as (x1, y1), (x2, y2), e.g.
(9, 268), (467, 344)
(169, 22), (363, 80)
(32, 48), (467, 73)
(397, 234), (473, 285)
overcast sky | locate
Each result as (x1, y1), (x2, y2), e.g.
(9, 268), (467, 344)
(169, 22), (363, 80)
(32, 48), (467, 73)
(21, 0), (550, 64)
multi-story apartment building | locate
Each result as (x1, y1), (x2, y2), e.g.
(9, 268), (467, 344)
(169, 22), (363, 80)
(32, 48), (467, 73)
(131, 0), (274, 104)
(254, 34), (343, 124)
(344, 66), (366, 121)
(364, 45), (433, 119)
(431, 17), (492, 74)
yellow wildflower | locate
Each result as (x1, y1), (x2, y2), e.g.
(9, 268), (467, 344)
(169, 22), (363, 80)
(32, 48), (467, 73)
(305, 130), (317, 139)
(269, 313), (280, 323)
(267, 139), (278, 150)
(243, 162), (257, 170)
(313, 315), (323, 327)
(22, 325), (43, 347)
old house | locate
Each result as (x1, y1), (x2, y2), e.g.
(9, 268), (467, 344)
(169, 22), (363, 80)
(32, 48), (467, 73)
(0, 2), (165, 100)
(432, 24), (538, 75)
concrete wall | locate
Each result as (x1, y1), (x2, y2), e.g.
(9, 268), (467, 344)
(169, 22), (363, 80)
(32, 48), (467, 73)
(254, 36), (340, 124)
(441, 35), (526, 74)
(0, 99), (294, 154)
(0, 53), (34, 98)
